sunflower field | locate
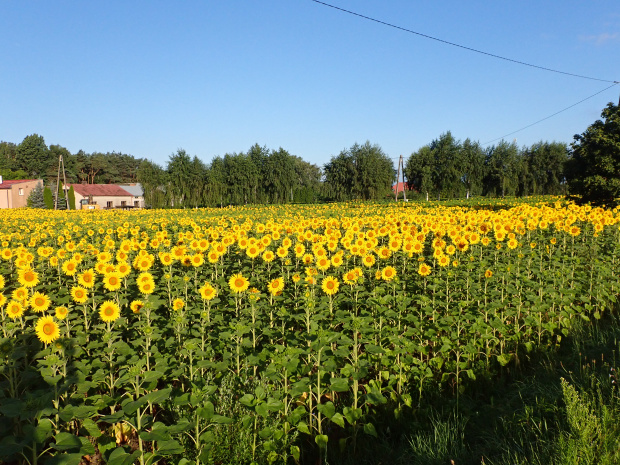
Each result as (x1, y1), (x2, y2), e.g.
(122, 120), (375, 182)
(0, 199), (619, 465)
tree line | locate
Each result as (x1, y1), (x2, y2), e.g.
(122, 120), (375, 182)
(404, 133), (569, 200)
(0, 134), (142, 184)
(4, 102), (619, 207)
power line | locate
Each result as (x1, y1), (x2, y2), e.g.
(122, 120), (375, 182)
(482, 82), (620, 145)
(309, 0), (619, 84)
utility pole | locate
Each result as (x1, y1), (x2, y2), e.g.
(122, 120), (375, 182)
(394, 155), (407, 202)
(55, 154), (68, 210)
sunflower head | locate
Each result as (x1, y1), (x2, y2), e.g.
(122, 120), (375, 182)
(35, 315), (60, 345)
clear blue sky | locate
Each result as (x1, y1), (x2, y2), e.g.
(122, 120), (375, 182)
(1, 1), (619, 168)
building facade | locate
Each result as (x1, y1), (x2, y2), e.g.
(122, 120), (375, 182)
(69, 184), (135, 209)
(0, 178), (43, 209)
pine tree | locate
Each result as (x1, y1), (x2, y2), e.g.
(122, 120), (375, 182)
(27, 183), (46, 208)
(43, 186), (54, 209)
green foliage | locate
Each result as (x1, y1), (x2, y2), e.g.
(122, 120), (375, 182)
(16, 133), (50, 178)
(566, 102), (620, 206)
(43, 186), (54, 209)
(67, 185), (76, 210)
(0, 168), (29, 180)
(323, 141), (394, 201)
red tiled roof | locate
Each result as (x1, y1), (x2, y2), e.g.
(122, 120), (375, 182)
(391, 182), (411, 192)
(0, 179), (40, 189)
(69, 184), (133, 197)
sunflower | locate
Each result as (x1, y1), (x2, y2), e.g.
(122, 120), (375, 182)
(437, 255), (450, 267)
(569, 226), (581, 237)
(262, 250), (275, 263)
(78, 269), (96, 288)
(18, 268), (39, 288)
(316, 257), (331, 272)
(0, 276), (4, 289)
(276, 247), (289, 259)
(35, 315), (60, 344)
(229, 273), (250, 293)
(117, 262), (132, 278)
(0, 293), (6, 308)
(12, 287), (29, 303)
(343, 270), (358, 285)
(485, 269), (493, 279)
(507, 238), (519, 250)
(159, 252), (173, 266)
(362, 254), (376, 268)
(199, 282), (217, 301)
(321, 276), (339, 295)
(30, 292), (51, 313)
(99, 300), (121, 323)
(172, 298), (185, 311)
(268, 277), (285, 296)
(138, 280), (155, 295)
(191, 254), (204, 267)
(130, 300), (144, 313)
(6, 300), (24, 319)
(71, 286), (89, 304)
(103, 272), (123, 292)
(418, 263), (432, 277)
(381, 266), (397, 281)
(55, 306), (68, 320)
(294, 243), (306, 257)
(61, 259), (79, 276)
(246, 245), (260, 259)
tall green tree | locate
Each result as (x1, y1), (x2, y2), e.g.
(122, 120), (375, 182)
(16, 134), (50, 178)
(429, 132), (462, 199)
(566, 102), (620, 206)
(43, 186), (54, 209)
(264, 148), (296, 203)
(522, 141), (568, 195)
(460, 138), (486, 198)
(324, 150), (356, 201)
(404, 145), (435, 199)
(166, 149), (193, 207)
(324, 141), (393, 201)
(208, 156), (227, 207)
(137, 159), (168, 208)
(484, 140), (520, 197)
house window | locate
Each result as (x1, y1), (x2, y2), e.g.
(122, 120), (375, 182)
(107, 201), (113, 208)
(121, 201), (127, 207)
(18, 188), (24, 196)
(134, 200), (140, 207)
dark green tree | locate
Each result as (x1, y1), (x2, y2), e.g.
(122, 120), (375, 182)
(208, 156), (227, 207)
(166, 149), (193, 207)
(16, 134), (50, 178)
(68, 185), (76, 210)
(324, 141), (393, 201)
(404, 145), (435, 199)
(484, 140), (520, 197)
(429, 132), (462, 199)
(460, 138), (486, 198)
(43, 186), (54, 209)
(137, 159), (168, 208)
(566, 102), (620, 206)
(323, 150), (356, 201)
